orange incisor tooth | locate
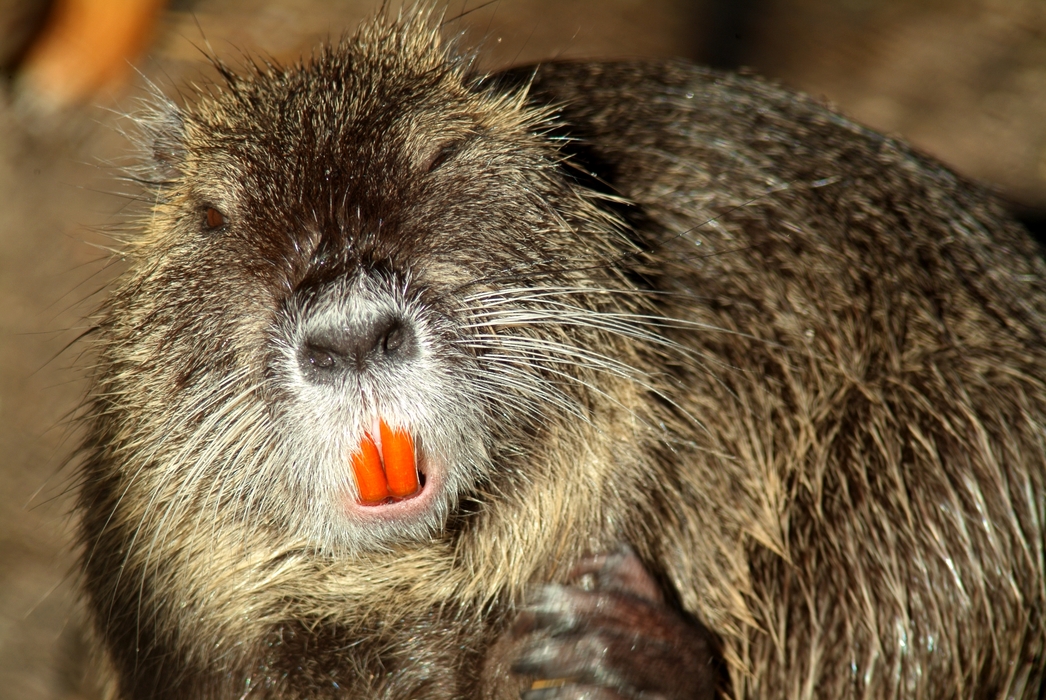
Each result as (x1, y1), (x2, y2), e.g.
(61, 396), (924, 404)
(351, 432), (389, 504)
(379, 419), (419, 498)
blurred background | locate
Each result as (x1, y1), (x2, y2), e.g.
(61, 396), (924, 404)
(1, 0), (1044, 697)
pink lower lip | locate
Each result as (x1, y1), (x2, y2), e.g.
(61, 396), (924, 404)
(358, 469), (427, 507)
(343, 457), (441, 522)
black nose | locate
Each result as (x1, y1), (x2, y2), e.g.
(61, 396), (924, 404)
(298, 312), (418, 383)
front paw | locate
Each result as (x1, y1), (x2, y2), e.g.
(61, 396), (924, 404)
(508, 546), (721, 700)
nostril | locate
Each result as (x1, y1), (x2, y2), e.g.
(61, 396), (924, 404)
(303, 344), (337, 370)
(296, 312), (419, 384)
(382, 322), (405, 354)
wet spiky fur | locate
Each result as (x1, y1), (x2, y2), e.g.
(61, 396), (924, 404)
(78, 7), (1046, 699)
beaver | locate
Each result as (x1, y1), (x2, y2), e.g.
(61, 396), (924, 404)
(76, 7), (1046, 699)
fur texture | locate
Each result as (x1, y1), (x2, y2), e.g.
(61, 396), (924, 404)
(78, 7), (1046, 699)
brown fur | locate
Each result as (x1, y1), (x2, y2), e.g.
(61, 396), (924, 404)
(77, 7), (1046, 699)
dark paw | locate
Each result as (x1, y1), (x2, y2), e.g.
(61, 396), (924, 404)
(507, 546), (721, 700)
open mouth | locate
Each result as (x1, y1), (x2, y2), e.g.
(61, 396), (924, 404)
(350, 418), (426, 506)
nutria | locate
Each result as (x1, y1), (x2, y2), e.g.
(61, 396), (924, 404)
(77, 7), (1046, 699)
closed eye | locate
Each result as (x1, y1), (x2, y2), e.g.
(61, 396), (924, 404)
(423, 142), (461, 173)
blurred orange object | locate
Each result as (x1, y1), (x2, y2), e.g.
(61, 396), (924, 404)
(17, 0), (166, 109)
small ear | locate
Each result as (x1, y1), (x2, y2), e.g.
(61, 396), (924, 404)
(129, 92), (186, 184)
(150, 102), (185, 180)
